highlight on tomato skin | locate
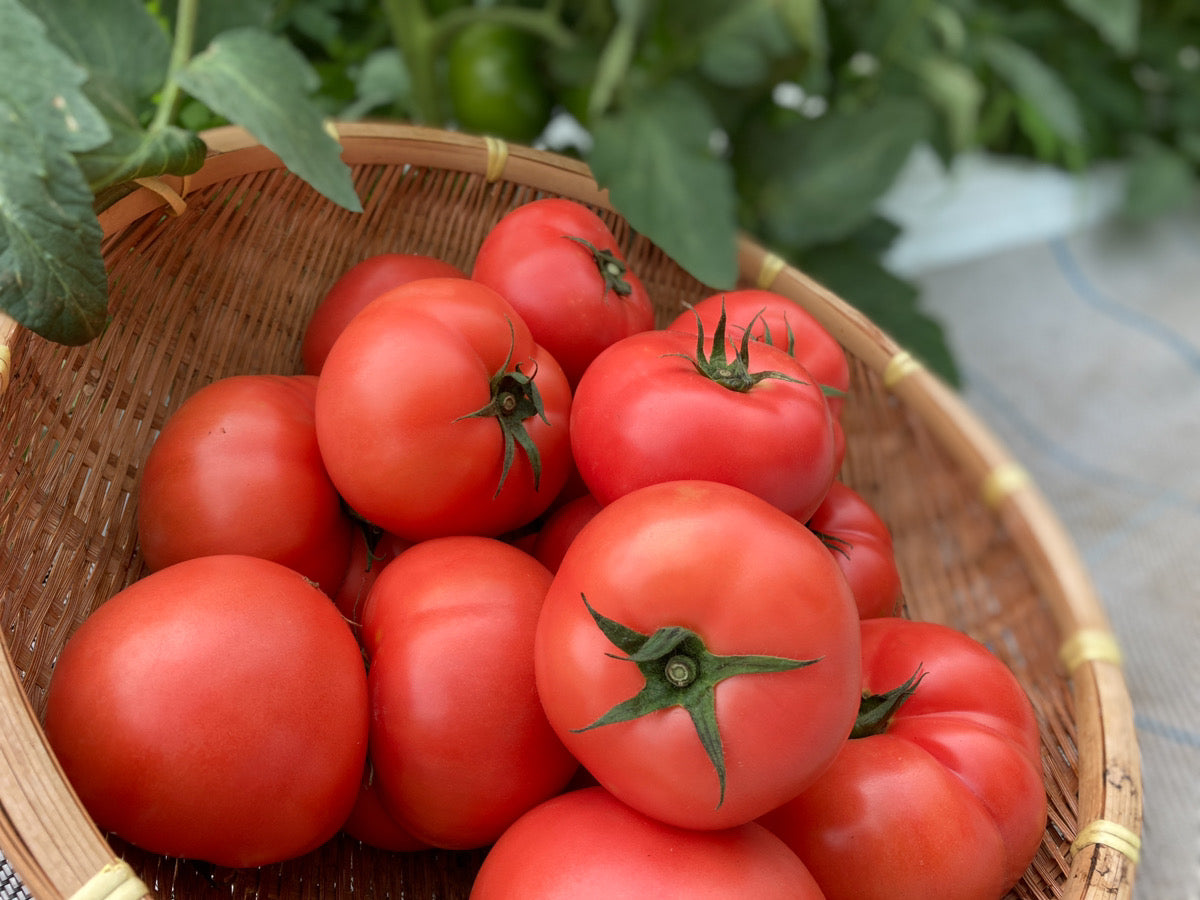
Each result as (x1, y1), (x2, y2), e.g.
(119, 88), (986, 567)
(469, 786), (828, 900)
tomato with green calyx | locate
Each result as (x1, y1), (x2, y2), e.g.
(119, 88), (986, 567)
(447, 22), (553, 144)
(570, 305), (839, 522)
(469, 786), (826, 899)
(314, 277), (572, 541)
(805, 481), (903, 619)
(759, 617), (1047, 900)
(471, 197), (655, 388)
(534, 480), (861, 831)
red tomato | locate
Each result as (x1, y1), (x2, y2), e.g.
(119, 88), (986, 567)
(534, 480), (861, 830)
(759, 617), (1047, 900)
(331, 526), (410, 624)
(302, 253), (466, 374)
(364, 536), (579, 849)
(470, 786), (826, 899)
(531, 491), (603, 573)
(570, 323), (839, 522)
(341, 759), (430, 853)
(136, 374), (353, 595)
(471, 197), (656, 387)
(42, 555), (369, 868)
(805, 481), (904, 619)
(667, 288), (850, 418)
(314, 278), (572, 541)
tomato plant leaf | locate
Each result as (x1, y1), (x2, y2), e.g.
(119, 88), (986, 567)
(1061, 0), (1139, 56)
(981, 36), (1086, 148)
(175, 27), (362, 212)
(589, 80), (739, 289)
(684, 0), (796, 88)
(0, 102), (108, 345)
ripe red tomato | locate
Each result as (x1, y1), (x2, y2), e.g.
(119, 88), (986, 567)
(42, 555), (369, 868)
(469, 786), (827, 899)
(136, 374), (354, 595)
(364, 536), (579, 849)
(759, 617), (1047, 900)
(530, 491), (603, 573)
(471, 197), (655, 387)
(805, 481), (904, 619)
(341, 759), (430, 853)
(570, 321), (839, 522)
(534, 480), (862, 830)
(314, 277), (572, 541)
(666, 288), (850, 418)
(331, 526), (410, 624)
(302, 253), (466, 374)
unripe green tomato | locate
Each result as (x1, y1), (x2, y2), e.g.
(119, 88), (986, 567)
(447, 22), (553, 143)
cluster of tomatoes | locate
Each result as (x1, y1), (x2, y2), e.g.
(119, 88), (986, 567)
(43, 198), (1047, 899)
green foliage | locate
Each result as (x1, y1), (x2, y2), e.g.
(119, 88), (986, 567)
(5, 0), (1200, 386)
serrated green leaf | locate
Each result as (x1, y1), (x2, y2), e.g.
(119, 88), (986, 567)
(175, 27), (362, 212)
(736, 97), (933, 251)
(0, 0), (109, 152)
(589, 81), (739, 289)
(982, 36), (1086, 147)
(0, 101), (109, 345)
(1062, 0), (1139, 56)
(22, 0), (208, 190)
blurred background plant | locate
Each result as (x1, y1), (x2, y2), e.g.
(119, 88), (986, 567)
(4, 0), (1197, 384)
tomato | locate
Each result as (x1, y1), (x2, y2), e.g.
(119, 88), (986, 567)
(42, 555), (369, 868)
(363, 536), (578, 849)
(758, 617), (1047, 900)
(341, 759), (430, 853)
(314, 277), (572, 541)
(470, 786), (825, 898)
(570, 317), (839, 522)
(667, 288), (850, 418)
(136, 374), (353, 596)
(471, 197), (655, 387)
(302, 253), (465, 375)
(534, 480), (861, 830)
(805, 481), (903, 619)
(447, 22), (553, 144)
(531, 491), (603, 573)
(331, 525), (410, 624)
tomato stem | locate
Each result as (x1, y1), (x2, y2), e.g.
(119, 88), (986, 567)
(671, 301), (806, 394)
(563, 236), (634, 300)
(572, 594), (822, 808)
(851, 666), (926, 739)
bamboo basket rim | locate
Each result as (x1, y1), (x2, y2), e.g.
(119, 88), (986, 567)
(0, 122), (1141, 900)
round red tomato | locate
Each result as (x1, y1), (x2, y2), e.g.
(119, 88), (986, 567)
(805, 481), (903, 619)
(363, 536), (579, 849)
(302, 252), (466, 374)
(530, 491), (603, 573)
(470, 786), (826, 899)
(570, 323), (839, 522)
(666, 288), (850, 418)
(331, 526), (410, 624)
(341, 759), (430, 853)
(136, 374), (354, 595)
(758, 617), (1047, 900)
(314, 277), (572, 541)
(42, 555), (369, 868)
(534, 480), (861, 830)
(471, 197), (655, 387)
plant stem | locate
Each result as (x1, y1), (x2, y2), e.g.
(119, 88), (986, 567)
(380, 0), (442, 126)
(150, 0), (200, 132)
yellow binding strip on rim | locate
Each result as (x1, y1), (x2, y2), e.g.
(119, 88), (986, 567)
(0, 343), (11, 397)
(134, 177), (187, 216)
(883, 350), (923, 389)
(70, 861), (151, 900)
(756, 252), (787, 290)
(1071, 819), (1141, 865)
(1059, 628), (1124, 673)
(484, 136), (509, 183)
(981, 461), (1032, 509)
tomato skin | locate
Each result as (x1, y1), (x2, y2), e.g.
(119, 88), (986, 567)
(570, 329), (839, 522)
(667, 289), (850, 418)
(805, 481), (903, 619)
(470, 786), (826, 900)
(758, 617), (1047, 900)
(447, 22), (553, 144)
(531, 491), (603, 573)
(302, 253), (465, 375)
(136, 374), (353, 596)
(471, 198), (656, 387)
(331, 527), (410, 625)
(364, 536), (579, 849)
(341, 760), (430, 853)
(42, 555), (369, 868)
(534, 480), (861, 830)
(314, 278), (572, 541)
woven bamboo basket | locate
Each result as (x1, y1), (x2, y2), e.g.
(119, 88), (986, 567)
(0, 123), (1141, 900)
